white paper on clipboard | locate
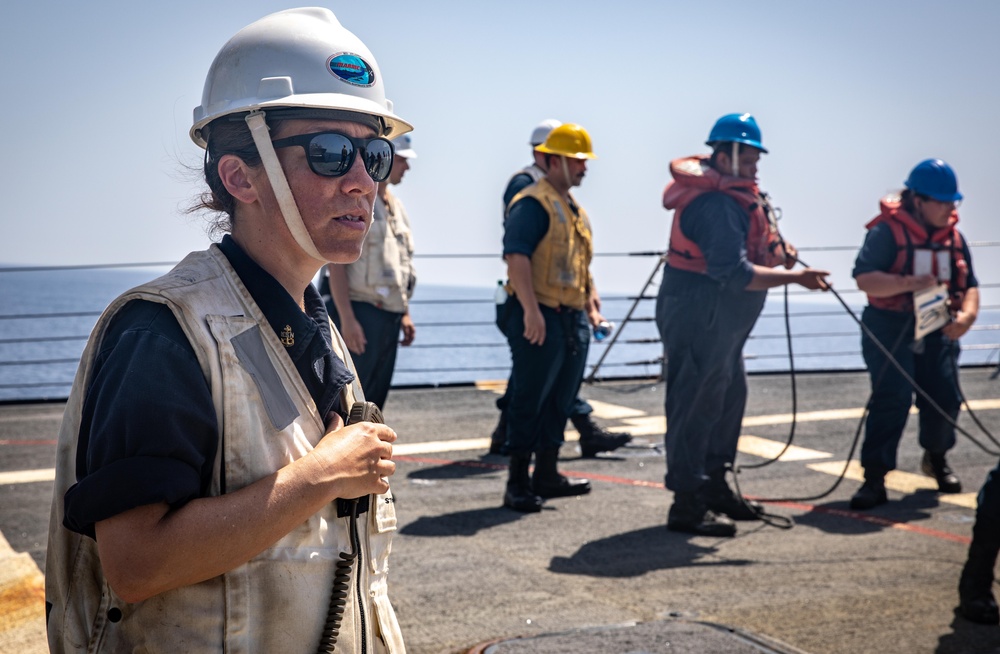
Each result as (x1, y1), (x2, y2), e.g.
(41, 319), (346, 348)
(913, 283), (950, 340)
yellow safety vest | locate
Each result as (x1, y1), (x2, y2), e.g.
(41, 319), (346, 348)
(507, 178), (593, 310)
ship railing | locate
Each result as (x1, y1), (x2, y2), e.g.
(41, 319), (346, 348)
(1, 244), (999, 403)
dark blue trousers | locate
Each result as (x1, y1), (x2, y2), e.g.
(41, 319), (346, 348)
(500, 298), (590, 456)
(656, 275), (766, 493)
(972, 460), (1000, 545)
(859, 306), (961, 476)
(327, 299), (403, 410)
(495, 304), (593, 418)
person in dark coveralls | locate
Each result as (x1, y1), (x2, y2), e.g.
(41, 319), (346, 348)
(499, 122), (609, 512)
(850, 159), (979, 510)
(656, 113), (829, 537)
(489, 118), (632, 458)
(45, 8), (407, 652)
(959, 461), (1000, 624)
(323, 133), (418, 410)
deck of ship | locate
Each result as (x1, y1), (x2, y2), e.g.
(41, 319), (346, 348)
(3, 369), (1000, 653)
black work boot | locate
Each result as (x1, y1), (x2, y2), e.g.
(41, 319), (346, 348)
(572, 413), (632, 458)
(958, 533), (1000, 624)
(921, 451), (962, 493)
(703, 474), (763, 521)
(488, 412), (508, 456)
(532, 448), (591, 498)
(850, 474), (888, 510)
(503, 454), (543, 513)
(667, 491), (736, 537)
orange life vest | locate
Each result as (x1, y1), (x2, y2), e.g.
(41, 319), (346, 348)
(864, 194), (968, 313)
(663, 155), (785, 274)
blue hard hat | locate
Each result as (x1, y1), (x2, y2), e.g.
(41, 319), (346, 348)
(904, 159), (963, 203)
(705, 113), (768, 153)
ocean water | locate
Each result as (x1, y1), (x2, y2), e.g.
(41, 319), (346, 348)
(1, 267), (998, 402)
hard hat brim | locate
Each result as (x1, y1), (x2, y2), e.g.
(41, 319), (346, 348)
(533, 144), (597, 159)
(191, 93), (413, 148)
(705, 138), (768, 154)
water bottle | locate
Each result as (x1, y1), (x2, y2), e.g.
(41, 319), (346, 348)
(593, 320), (614, 342)
(494, 280), (508, 304)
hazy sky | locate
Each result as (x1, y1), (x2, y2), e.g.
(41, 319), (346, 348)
(2, 1), (998, 294)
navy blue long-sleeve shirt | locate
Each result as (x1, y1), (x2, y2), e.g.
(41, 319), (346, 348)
(63, 235), (354, 538)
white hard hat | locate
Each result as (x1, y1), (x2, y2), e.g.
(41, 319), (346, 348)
(529, 119), (562, 146)
(392, 134), (417, 159)
(190, 7), (412, 147)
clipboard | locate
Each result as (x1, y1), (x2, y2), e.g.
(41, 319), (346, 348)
(913, 283), (949, 340)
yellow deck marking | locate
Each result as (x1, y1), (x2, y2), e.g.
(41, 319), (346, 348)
(0, 469), (54, 485)
(583, 399), (647, 420)
(611, 416), (665, 435)
(0, 531), (46, 652)
(737, 435), (832, 461)
(474, 379), (508, 393)
(807, 460), (977, 509)
(965, 398), (1000, 411)
(741, 408), (865, 427)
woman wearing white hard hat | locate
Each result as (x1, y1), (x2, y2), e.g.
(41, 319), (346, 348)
(46, 8), (409, 652)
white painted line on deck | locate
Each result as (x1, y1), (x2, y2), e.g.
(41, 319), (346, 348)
(0, 411), (62, 424)
(395, 438), (493, 456)
(0, 469), (55, 485)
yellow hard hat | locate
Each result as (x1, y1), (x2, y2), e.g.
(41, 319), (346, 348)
(534, 123), (597, 159)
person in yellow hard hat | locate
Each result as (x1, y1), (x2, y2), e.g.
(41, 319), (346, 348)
(488, 119), (632, 458)
(498, 123), (609, 512)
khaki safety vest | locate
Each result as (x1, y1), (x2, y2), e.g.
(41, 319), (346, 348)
(45, 245), (405, 654)
(345, 189), (416, 313)
(506, 178), (594, 310)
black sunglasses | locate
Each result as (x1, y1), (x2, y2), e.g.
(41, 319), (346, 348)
(270, 131), (395, 182)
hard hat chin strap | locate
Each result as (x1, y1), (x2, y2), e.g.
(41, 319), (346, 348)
(561, 157), (572, 189)
(245, 111), (325, 262)
(731, 142), (739, 177)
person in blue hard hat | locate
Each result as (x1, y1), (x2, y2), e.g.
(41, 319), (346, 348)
(657, 113), (830, 537)
(850, 159), (980, 510)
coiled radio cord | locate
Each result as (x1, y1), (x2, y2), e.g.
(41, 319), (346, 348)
(316, 401), (384, 654)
